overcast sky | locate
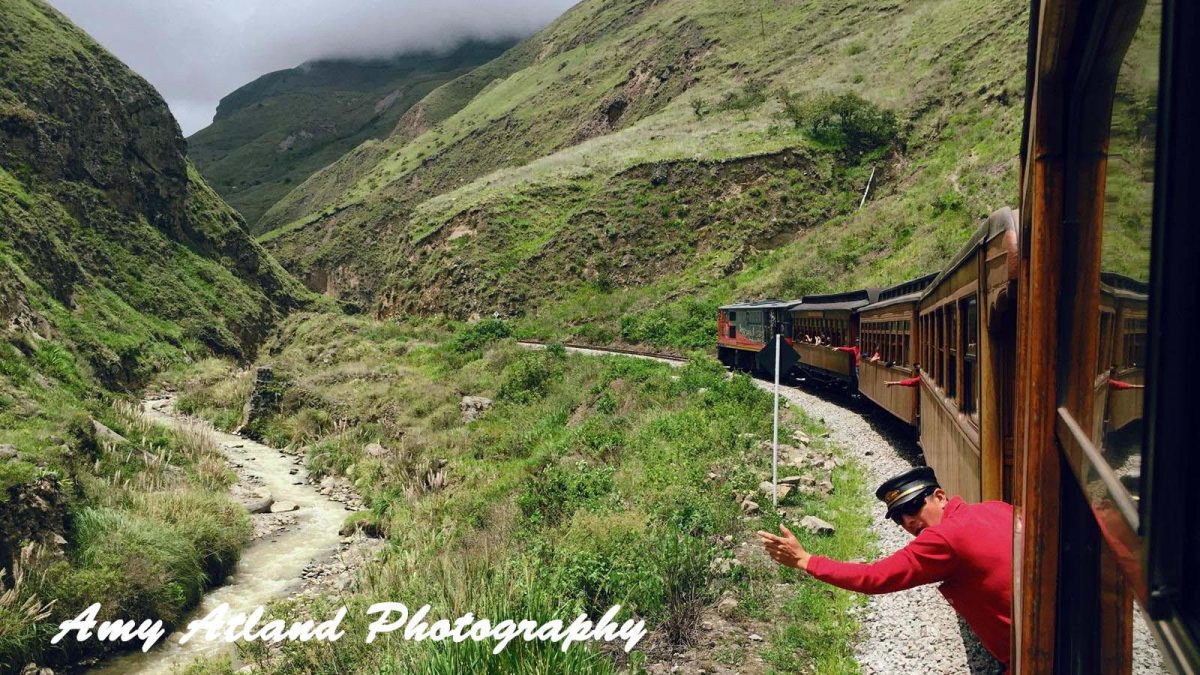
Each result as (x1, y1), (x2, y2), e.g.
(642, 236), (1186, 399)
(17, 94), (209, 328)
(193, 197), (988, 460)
(48, 0), (576, 136)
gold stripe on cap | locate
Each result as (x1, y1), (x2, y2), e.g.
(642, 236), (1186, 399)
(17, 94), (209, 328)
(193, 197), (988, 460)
(885, 484), (927, 508)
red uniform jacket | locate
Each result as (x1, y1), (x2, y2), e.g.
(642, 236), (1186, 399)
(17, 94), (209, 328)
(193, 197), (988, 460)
(806, 497), (1013, 666)
(835, 345), (861, 368)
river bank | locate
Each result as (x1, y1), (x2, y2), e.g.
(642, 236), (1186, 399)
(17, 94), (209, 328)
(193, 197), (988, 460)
(82, 395), (382, 675)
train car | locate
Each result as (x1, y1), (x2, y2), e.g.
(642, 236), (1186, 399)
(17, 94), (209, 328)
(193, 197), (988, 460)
(716, 299), (801, 379)
(1013, 0), (1199, 671)
(788, 289), (879, 389)
(856, 273), (937, 426)
(916, 207), (1018, 505)
(1093, 272), (1149, 444)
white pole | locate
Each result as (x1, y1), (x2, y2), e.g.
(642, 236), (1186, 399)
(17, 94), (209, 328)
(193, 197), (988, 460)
(858, 166), (876, 209)
(772, 333), (780, 507)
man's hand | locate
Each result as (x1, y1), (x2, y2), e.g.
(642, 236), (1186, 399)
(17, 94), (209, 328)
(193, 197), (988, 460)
(756, 524), (812, 571)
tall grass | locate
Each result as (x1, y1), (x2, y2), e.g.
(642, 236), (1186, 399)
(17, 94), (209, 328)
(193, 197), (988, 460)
(170, 315), (873, 672)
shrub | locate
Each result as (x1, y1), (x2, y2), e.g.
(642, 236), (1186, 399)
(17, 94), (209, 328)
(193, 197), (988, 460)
(517, 461), (615, 528)
(448, 319), (512, 354)
(780, 91), (899, 155)
(717, 79), (769, 116)
(497, 351), (562, 403)
(546, 513), (713, 622)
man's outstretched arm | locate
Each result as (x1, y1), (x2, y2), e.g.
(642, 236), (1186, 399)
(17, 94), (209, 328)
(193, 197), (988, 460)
(757, 524), (958, 594)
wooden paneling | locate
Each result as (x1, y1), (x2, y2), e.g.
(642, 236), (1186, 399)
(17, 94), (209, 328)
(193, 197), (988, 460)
(792, 342), (853, 377)
(859, 361), (918, 425)
(920, 376), (983, 502)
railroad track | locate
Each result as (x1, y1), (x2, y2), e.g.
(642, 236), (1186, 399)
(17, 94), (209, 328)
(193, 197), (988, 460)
(515, 340), (688, 364)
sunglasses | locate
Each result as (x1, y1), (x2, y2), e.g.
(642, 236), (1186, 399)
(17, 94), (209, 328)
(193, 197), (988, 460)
(889, 487), (935, 524)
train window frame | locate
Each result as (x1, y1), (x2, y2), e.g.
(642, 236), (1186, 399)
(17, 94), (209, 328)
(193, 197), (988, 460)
(1041, 0), (1200, 669)
(962, 296), (979, 416)
(1141, 0), (1200, 662)
(946, 303), (958, 401)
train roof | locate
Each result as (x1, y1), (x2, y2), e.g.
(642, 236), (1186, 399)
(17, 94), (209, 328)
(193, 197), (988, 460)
(790, 288), (881, 312)
(921, 206), (1019, 301)
(861, 272), (939, 311)
(1100, 271), (1149, 301)
(718, 298), (802, 311)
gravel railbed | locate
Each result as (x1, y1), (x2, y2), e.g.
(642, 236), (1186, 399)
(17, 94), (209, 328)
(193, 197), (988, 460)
(756, 379), (1003, 675)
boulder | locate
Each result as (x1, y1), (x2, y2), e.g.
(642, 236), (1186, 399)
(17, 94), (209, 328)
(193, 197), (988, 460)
(91, 419), (128, 445)
(339, 516), (384, 539)
(818, 476), (835, 495)
(270, 502), (299, 513)
(740, 499), (761, 515)
(460, 396), (494, 423)
(799, 515), (836, 536)
(716, 596), (738, 618)
(0, 444), (17, 460)
(363, 442), (389, 458)
(242, 490), (274, 514)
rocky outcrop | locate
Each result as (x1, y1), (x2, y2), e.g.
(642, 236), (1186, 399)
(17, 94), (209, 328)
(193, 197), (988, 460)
(0, 1), (310, 390)
(460, 396), (493, 422)
(237, 367), (285, 440)
(0, 476), (68, 575)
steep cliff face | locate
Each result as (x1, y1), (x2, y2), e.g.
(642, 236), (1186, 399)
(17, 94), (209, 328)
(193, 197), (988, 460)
(0, 0), (311, 388)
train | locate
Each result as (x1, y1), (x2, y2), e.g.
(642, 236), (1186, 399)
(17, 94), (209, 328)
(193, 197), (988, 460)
(719, 0), (1198, 671)
(717, 207), (1018, 504)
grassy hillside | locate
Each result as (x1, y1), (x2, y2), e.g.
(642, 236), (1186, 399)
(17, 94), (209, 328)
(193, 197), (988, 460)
(188, 41), (514, 230)
(257, 0), (1028, 350)
(166, 316), (874, 673)
(0, 0), (313, 667)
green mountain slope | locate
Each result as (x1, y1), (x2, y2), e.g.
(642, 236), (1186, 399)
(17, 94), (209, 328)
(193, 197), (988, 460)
(0, 1), (313, 666)
(256, 0), (1028, 349)
(1, 0), (310, 388)
(188, 41), (514, 230)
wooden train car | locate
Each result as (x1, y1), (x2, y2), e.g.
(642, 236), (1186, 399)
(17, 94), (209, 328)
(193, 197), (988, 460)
(716, 299), (801, 379)
(1093, 272), (1149, 443)
(1013, 0), (1199, 671)
(788, 289), (879, 388)
(917, 208), (1018, 504)
(856, 273), (937, 425)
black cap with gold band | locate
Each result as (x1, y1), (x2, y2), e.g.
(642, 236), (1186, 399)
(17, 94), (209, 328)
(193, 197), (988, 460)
(875, 466), (940, 519)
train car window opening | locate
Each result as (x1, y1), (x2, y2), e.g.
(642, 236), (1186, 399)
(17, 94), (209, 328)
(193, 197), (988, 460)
(963, 297), (979, 415)
(947, 303), (958, 402)
(728, 325), (736, 339)
(936, 307), (946, 388)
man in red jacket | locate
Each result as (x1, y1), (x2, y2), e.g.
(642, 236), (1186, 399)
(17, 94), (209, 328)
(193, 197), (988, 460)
(756, 466), (1013, 668)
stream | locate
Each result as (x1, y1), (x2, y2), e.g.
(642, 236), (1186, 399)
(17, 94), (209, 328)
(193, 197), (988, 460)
(86, 396), (351, 674)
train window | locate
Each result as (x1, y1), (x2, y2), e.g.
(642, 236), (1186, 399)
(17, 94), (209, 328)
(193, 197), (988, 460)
(728, 311), (736, 321)
(946, 303), (957, 400)
(1087, 0), (1158, 511)
(963, 297), (978, 415)
(937, 307), (947, 388)
(728, 325), (736, 339)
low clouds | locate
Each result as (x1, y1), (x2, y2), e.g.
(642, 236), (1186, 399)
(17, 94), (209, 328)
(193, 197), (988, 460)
(48, 0), (576, 135)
